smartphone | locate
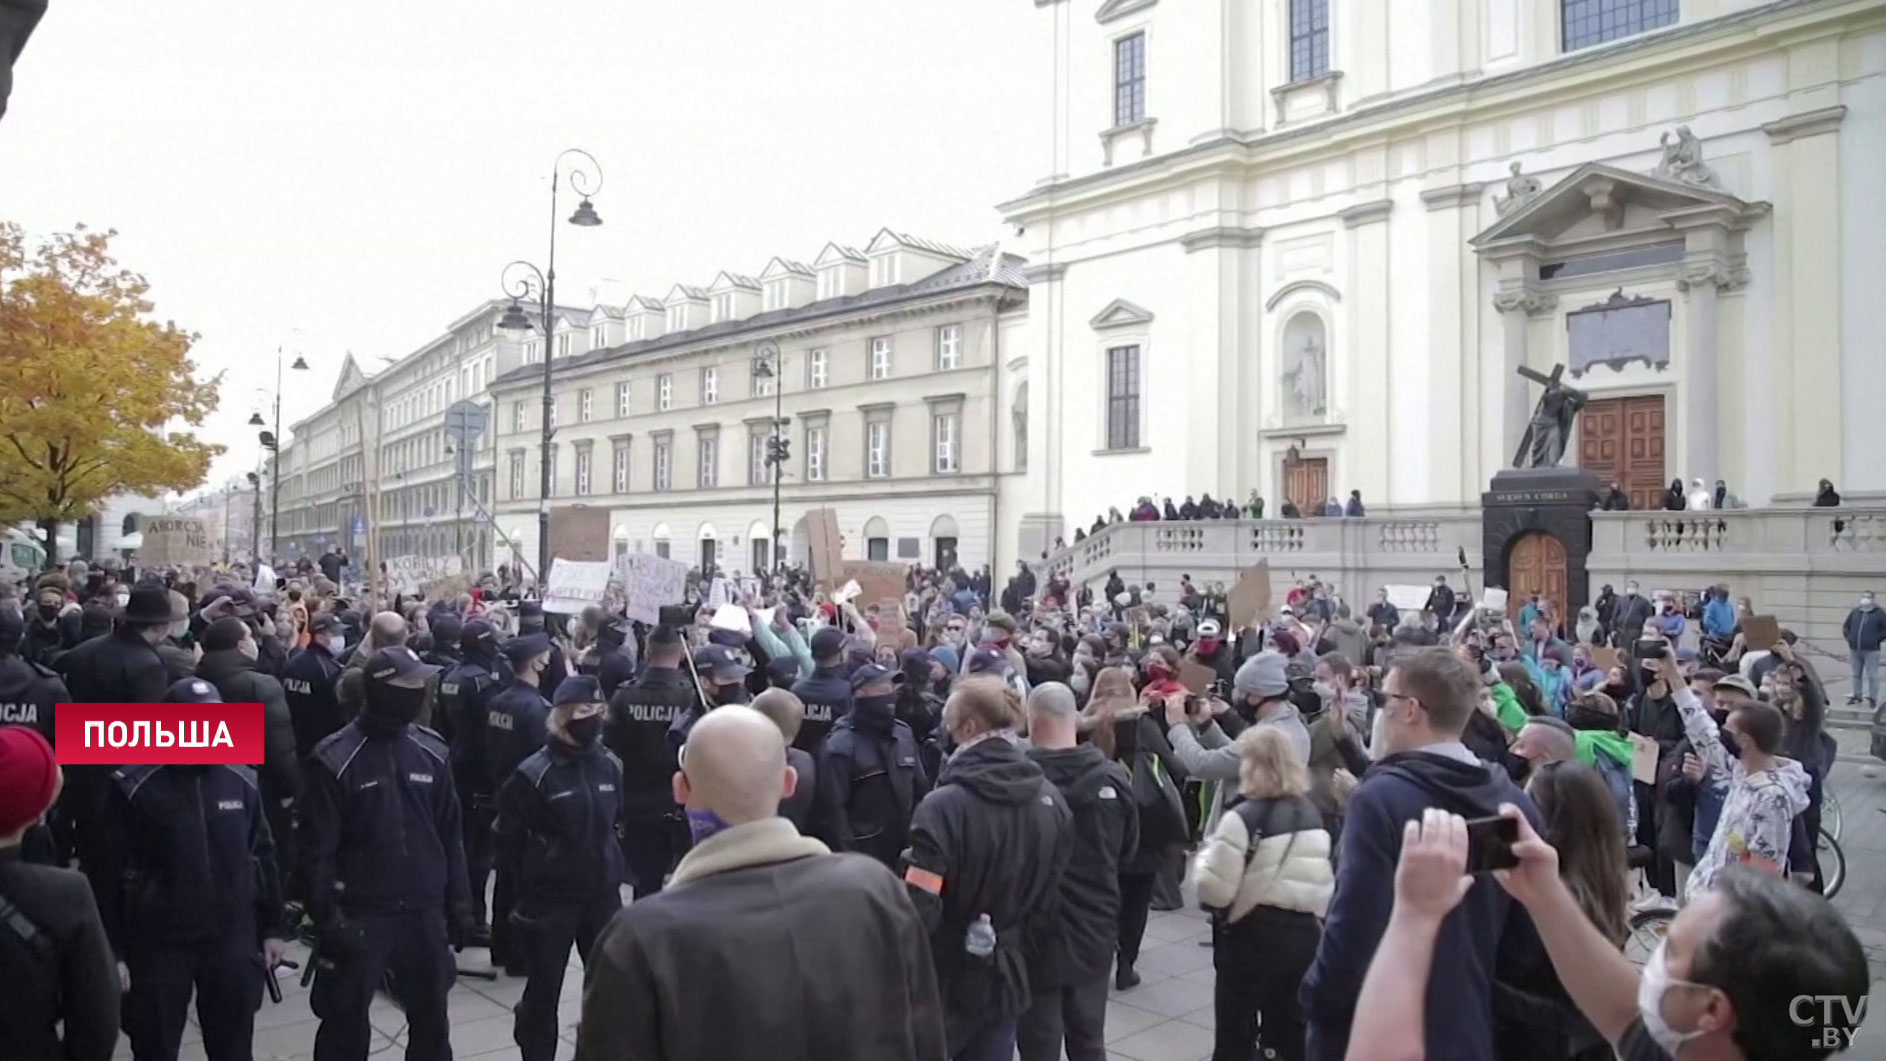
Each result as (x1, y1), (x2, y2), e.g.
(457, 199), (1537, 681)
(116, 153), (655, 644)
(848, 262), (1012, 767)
(1634, 639), (1668, 660)
(1464, 815), (1520, 874)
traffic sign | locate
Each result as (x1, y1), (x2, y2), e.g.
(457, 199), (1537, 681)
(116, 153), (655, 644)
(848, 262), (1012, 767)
(445, 400), (489, 445)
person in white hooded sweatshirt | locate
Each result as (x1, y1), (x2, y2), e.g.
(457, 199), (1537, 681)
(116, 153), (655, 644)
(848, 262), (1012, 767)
(1651, 654), (1810, 901)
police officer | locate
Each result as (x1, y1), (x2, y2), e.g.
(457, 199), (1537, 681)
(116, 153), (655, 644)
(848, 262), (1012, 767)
(514, 603), (569, 692)
(94, 678), (289, 1061)
(815, 663), (928, 869)
(0, 606), (65, 745)
(302, 646), (470, 1061)
(281, 613), (347, 764)
(591, 620), (638, 700)
(438, 619), (503, 946)
(485, 631), (552, 970)
(494, 676), (626, 1061)
(668, 643), (751, 754)
(422, 614), (462, 675)
(790, 627), (853, 755)
(603, 624), (696, 897)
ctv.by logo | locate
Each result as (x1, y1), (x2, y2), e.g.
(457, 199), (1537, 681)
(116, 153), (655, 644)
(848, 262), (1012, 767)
(1790, 995), (1867, 1051)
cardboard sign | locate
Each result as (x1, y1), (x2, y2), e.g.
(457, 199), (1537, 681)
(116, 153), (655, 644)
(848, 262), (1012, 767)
(618, 552), (689, 625)
(543, 558), (613, 614)
(1383, 584), (1430, 611)
(841, 561), (907, 614)
(138, 516), (215, 567)
(1590, 646), (1620, 674)
(1480, 587), (1509, 613)
(546, 507), (612, 563)
(1628, 732), (1661, 786)
(386, 555), (464, 597)
(808, 508), (845, 586)
(1180, 660), (1219, 696)
(1741, 614), (1781, 651)
(1226, 559), (1271, 629)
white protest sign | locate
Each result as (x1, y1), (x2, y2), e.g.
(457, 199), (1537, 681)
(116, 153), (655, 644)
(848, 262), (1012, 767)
(543, 558), (613, 614)
(139, 516), (215, 566)
(253, 564), (277, 592)
(386, 555), (464, 597)
(617, 552), (689, 624)
(833, 579), (862, 605)
(1480, 587), (1509, 613)
(706, 576), (732, 609)
(709, 603), (751, 635)
(739, 577), (762, 602)
(1383, 584), (1430, 611)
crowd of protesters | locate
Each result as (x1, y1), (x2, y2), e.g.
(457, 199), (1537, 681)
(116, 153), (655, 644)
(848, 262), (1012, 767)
(0, 540), (1873, 1061)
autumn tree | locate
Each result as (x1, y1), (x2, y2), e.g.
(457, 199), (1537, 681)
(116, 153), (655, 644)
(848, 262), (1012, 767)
(0, 222), (223, 563)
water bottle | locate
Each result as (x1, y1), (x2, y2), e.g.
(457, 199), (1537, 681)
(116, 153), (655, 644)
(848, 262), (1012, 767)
(964, 914), (996, 958)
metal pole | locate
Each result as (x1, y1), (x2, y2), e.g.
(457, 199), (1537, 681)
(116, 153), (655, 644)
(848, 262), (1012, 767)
(771, 352), (783, 573)
(252, 466), (263, 564)
(222, 487), (231, 564)
(537, 167), (559, 592)
(270, 348), (283, 561)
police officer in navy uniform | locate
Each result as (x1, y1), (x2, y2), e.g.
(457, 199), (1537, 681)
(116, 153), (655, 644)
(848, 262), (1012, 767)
(603, 624), (696, 897)
(494, 676), (626, 1061)
(815, 663), (929, 869)
(591, 620), (638, 700)
(0, 606), (65, 745)
(281, 613), (347, 764)
(790, 626), (854, 755)
(484, 631), (552, 970)
(513, 603), (569, 692)
(667, 642), (751, 755)
(421, 614), (462, 676)
(438, 619), (503, 946)
(93, 678), (289, 1061)
(302, 647), (471, 1061)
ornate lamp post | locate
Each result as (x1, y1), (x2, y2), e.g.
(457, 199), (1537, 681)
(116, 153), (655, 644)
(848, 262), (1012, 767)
(250, 347), (308, 561)
(751, 341), (790, 572)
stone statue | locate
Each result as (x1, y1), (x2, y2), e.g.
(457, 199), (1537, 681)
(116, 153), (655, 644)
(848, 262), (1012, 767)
(1012, 396), (1028, 471)
(1653, 125), (1719, 188)
(1284, 334), (1326, 419)
(1514, 363), (1590, 469)
(1495, 161), (1542, 217)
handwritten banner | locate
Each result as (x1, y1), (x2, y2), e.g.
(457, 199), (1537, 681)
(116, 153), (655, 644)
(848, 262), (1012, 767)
(543, 558), (613, 614)
(138, 516), (215, 567)
(617, 552), (689, 625)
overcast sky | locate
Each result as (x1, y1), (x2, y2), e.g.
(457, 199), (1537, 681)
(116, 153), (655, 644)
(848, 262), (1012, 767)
(1, 0), (1046, 491)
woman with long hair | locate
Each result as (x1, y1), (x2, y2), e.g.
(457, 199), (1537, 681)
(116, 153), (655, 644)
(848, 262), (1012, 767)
(1082, 666), (1184, 990)
(1498, 661), (1550, 719)
(1193, 727), (1331, 1061)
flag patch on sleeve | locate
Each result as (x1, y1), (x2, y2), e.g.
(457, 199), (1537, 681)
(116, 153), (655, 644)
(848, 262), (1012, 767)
(904, 866), (945, 895)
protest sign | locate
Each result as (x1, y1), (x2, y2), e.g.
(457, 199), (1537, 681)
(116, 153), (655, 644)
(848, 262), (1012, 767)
(841, 561), (907, 614)
(543, 558), (613, 614)
(1590, 646), (1621, 674)
(1226, 559), (1272, 629)
(546, 507), (612, 563)
(138, 516), (215, 567)
(1180, 660), (1220, 696)
(808, 509), (845, 586)
(1383, 584), (1430, 611)
(386, 555), (464, 597)
(1628, 732), (1661, 786)
(618, 552), (689, 624)
(709, 603), (751, 635)
(253, 564), (277, 592)
(832, 580), (862, 605)
(1480, 587), (1509, 613)
(1742, 614), (1781, 651)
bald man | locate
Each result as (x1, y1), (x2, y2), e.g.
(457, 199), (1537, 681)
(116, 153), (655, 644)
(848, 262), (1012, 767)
(335, 612), (436, 725)
(578, 706), (945, 1061)
(1511, 716), (1577, 771)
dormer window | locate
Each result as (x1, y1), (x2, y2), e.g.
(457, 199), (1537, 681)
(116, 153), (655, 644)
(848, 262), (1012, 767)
(592, 324), (606, 347)
(667, 307), (685, 332)
(817, 271), (834, 300)
(714, 293), (733, 321)
(628, 317), (642, 341)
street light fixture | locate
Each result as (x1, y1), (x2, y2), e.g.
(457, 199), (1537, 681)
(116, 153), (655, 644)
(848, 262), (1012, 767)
(248, 412), (265, 427)
(498, 147), (604, 587)
(752, 341), (789, 573)
(259, 347), (310, 560)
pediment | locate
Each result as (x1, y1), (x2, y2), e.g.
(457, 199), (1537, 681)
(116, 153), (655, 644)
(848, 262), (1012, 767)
(625, 295), (664, 313)
(587, 305), (623, 323)
(1095, 0), (1156, 23)
(664, 283), (708, 304)
(1471, 163), (1766, 250)
(331, 353), (366, 400)
(1089, 298), (1155, 330)
(814, 242), (866, 267)
(760, 256), (813, 279)
(708, 271), (760, 293)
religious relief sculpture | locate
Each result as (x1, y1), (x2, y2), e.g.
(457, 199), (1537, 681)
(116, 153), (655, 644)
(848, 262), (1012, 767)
(1653, 125), (1720, 189)
(1513, 363), (1590, 469)
(1494, 161), (1542, 217)
(1283, 334), (1327, 419)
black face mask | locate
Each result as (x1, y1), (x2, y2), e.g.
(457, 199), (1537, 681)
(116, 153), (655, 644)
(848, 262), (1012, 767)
(363, 684), (427, 729)
(856, 693), (898, 719)
(564, 714), (603, 747)
(37, 604), (59, 622)
(710, 683), (749, 706)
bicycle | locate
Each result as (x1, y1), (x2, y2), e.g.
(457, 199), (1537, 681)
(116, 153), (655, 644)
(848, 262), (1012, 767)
(1823, 788), (1843, 842)
(1625, 827), (1844, 967)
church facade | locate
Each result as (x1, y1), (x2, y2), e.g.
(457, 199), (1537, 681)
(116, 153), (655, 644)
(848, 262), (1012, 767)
(998, 0), (1886, 562)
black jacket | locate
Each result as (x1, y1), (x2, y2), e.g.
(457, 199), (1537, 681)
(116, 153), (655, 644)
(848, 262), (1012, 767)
(1610, 594), (1654, 648)
(1107, 710), (1186, 874)
(53, 629), (172, 860)
(781, 747), (818, 832)
(605, 666), (698, 816)
(1025, 744), (1137, 987)
(0, 848), (119, 1061)
(815, 700), (929, 868)
(0, 653), (64, 744)
(904, 737), (1072, 1051)
(195, 649), (299, 803)
(93, 764), (285, 950)
(282, 642), (347, 761)
(20, 610), (80, 667)
(595, 646), (638, 700)
(301, 719), (470, 924)
(1423, 584), (1456, 620)
(494, 739), (627, 905)
(438, 653), (502, 793)
(484, 681), (550, 793)
(790, 666), (853, 754)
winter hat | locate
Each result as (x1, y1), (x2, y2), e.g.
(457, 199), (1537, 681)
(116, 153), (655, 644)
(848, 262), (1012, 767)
(928, 645), (961, 674)
(0, 727), (59, 837)
(1233, 652), (1290, 699)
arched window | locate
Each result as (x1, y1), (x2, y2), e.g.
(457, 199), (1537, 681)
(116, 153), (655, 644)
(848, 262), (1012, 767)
(863, 516), (891, 563)
(651, 522), (672, 560)
(929, 514), (960, 571)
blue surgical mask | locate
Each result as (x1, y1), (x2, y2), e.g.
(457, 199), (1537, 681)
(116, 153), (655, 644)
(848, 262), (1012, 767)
(686, 807), (730, 845)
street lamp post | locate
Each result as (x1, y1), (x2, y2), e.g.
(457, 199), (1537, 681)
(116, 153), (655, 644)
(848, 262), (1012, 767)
(752, 342), (789, 573)
(498, 148), (603, 587)
(251, 346), (309, 562)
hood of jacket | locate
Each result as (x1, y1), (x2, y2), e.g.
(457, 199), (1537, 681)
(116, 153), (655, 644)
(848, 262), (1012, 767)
(1575, 729), (1634, 769)
(1026, 743), (1110, 794)
(939, 735), (1048, 806)
(1374, 748), (1517, 820)
(194, 647), (260, 684)
(1754, 757), (1813, 817)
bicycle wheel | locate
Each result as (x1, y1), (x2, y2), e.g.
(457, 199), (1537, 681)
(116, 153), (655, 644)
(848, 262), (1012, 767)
(1819, 831), (1846, 900)
(1626, 908), (1674, 967)
(1823, 790), (1843, 842)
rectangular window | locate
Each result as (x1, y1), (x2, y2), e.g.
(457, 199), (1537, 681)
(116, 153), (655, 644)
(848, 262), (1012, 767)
(1561, 0), (1678, 51)
(749, 433), (767, 486)
(1288, 0), (1330, 81)
(510, 451), (527, 499)
(935, 324), (962, 371)
(701, 367), (719, 405)
(807, 348), (828, 389)
(753, 361), (775, 398)
(869, 337), (892, 380)
(592, 324), (606, 347)
(697, 436), (718, 489)
(806, 425), (827, 481)
(556, 333), (571, 358)
(658, 374), (673, 411)
(616, 381), (630, 418)
(612, 440), (630, 493)
(512, 401), (526, 433)
(866, 420), (890, 479)
(932, 411), (960, 474)
(544, 443), (559, 498)
(1105, 344), (1142, 450)
(579, 388), (593, 423)
(574, 446), (593, 496)
(548, 396), (559, 428)
(653, 439), (672, 491)
(1113, 32), (1146, 126)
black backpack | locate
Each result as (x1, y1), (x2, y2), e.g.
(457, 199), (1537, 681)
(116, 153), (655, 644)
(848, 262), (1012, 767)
(1124, 751), (1186, 853)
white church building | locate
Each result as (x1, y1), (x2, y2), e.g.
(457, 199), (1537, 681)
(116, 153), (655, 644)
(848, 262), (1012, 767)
(997, 0), (1886, 563)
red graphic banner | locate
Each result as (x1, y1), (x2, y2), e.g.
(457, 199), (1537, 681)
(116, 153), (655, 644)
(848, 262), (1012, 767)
(54, 704), (267, 765)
